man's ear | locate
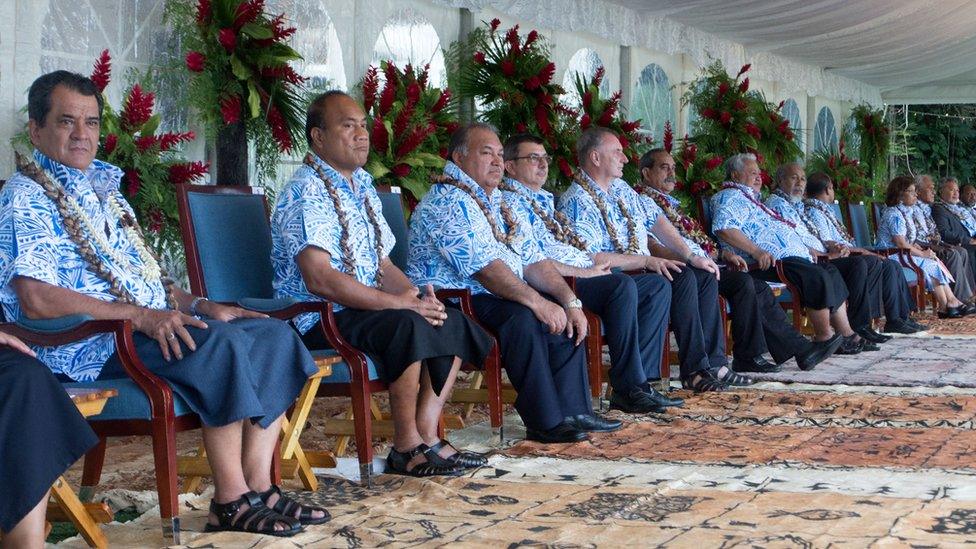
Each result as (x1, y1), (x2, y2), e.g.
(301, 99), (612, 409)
(27, 119), (40, 147)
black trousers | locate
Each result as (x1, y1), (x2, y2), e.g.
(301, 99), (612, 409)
(754, 257), (848, 312)
(0, 350), (98, 532)
(471, 294), (591, 431)
(829, 256), (876, 330)
(576, 273), (671, 393)
(872, 255), (914, 321)
(719, 269), (812, 364)
(668, 266), (727, 378)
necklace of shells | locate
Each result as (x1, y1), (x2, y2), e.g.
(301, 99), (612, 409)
(575, 172), (640, 254)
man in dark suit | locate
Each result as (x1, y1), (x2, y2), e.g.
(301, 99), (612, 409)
(932, 177), (976, 283)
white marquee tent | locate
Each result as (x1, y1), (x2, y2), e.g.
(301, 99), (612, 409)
(1, 0), (974, 178)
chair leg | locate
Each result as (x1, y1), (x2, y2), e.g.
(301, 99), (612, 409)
(484, 349), (504, 442)
(79, 437), (106, 502)
(660, 330), (671, 386)
(462, 371), (484, 419)
(349, 379), (374, 487)
(150, 417), (180, 545)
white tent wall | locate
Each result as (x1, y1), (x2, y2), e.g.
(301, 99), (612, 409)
(0, 0), (890, 179)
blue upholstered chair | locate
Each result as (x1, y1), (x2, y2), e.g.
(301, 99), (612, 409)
(175, 183), (382, 485)
(1, 315), (200, 544)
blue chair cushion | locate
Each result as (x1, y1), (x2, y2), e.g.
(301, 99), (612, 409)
(776, 288), (794, 303)
(237, 297), (298, 312)
(312, 349), (380, 383)
(17, 314), (94, 333)
(62, 378), (194, 421)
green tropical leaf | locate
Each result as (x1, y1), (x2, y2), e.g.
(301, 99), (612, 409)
(240, 22), (273, 40)
(247, 81), (261, 118)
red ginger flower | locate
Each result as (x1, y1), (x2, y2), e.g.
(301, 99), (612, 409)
(147, 208), (165, 233)
(490, 18), (501, 31)
(195, 0), (211, 24)
(558, 157), (572, 179)
(737, 63), (751, 77)
(259, 66), (305, 85)
(233, 0), (263, 30)
(744, 122), (761, 139)
(135, 135), (158, 152)
(391, 163), (411, 178)
(378, 79), (396, 116)
(535, 103), (551, 136)
(103, 133), (118, 155)
(580, 113), (591, 129)
(705, 156), (723, 171)
(525, 30), (539, 47)
(663, 120), (673, 152)
(739, 78), (749, 93)
(598, 105), (616, 126)
(621, 120), (640, 133)
(733, 98), (747, 111)
(267, 106), (292, 152)
(719, 111), (732, 125)
(701, 107), (717, 120)
(582, 91), (592, 109)
(392, 103), (415, 136)
(717, 81), (730, 97)
(371, 118), (389, 153)
(185, 51), (206, 72)
(220, 94), (241, 125)
(618, 135), (629, 150)
(418, 64), (430, 88)
(362, 66), (379, 111)
(593, 66), (605, 88)
(500, 59), (516, 76)
(540, 62), (555, 84)
(158, 131), (195, 152)
(396, 126), (429, 158)
(524, 76), (541, 90)
(405, 82), (421, 105)
(168, 161), (209, 185)
(432, 90), (451, 113)
(505, 25), (520, 47)
(121, 85), (155, 130)
(125, 169), (141, 196)
(218, 28), (237, 52)
(473, 51), (486, 64)
(90, 49), (111, 93)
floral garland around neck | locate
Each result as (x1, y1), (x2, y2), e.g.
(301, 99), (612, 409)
(15, 153), (175, 308)
(576, 172), (640, 254)
(909, 203), (939, 244)
(771, 188), (826, 243)
(499, 181), (588, 251)
(638, 185), (715, 256)
(304, 154), (386, 288)
(722, 182), (796, 229)
(433, 174), (521, 252)
(803, 198), (853, 245)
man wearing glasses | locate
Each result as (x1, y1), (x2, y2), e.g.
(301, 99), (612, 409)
(500, 134), (680, 413)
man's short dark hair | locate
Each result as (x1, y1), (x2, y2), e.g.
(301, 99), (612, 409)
(28, 71), (104, 126)
(638, 148), (669, 172)
(305, 90), (351, 146)
(806, 172), (832, 197)
(576, 127), (617, 166)
(448, 122), (497, 159)
(503, 133), (545, 161)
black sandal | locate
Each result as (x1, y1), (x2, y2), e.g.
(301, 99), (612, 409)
(204, 491), (303, 537)
(715, 367), (754, 387)
(259, 484), (330, 525)
(682, 370), (729, 393)
(386, 444), (465, 477)
(425, 439), (488, 469)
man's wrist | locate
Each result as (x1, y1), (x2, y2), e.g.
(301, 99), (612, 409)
(189, 296), (210, 316)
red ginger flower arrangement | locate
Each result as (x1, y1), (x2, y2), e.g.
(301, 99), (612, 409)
(808, 137), (869, 204)
(452, 19), (574, 187)
(573, 65), (652, 186)
(359, 61), (459, 205)
(87, 50), (208, 252)
(167, 0), (307, 183)
(669, 126), (726, 199)
(850, 104), (890, 183)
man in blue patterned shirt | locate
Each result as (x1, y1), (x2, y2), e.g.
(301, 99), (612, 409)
(559, 127), (741, 393)
(803, 172), (924, 334)
(271, 92), (495, 477)
(408, 123), (621, 443)
(712, 153), (864, 354)
(500, 133), (680, 414)
(767, 163), (888, 348)
(1, 71), (323, 536)
(637, 149), (841, 372)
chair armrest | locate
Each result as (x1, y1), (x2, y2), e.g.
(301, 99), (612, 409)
(16, 314), (95, 333)
(435, 288), (475, 317)
(236, 297), (298, 312)
(562, 276), (578, 292)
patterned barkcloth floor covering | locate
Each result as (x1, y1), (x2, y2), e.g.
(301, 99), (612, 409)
(55, 333), (976, 547)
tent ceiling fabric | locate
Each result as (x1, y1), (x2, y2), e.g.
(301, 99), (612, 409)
(442, 0), (976, 104)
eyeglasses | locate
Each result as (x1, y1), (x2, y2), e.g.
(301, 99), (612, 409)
(510, 154), (551, 165)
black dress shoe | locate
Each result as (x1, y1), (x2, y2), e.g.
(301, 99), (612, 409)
(563, 414), (623, 433)
(795, 334), (844, 371)
(882, 319), (920, 334)
(907, 318), (929, 331)
(858, 338), (881, 352)
(525, 423), (588, 443)
(856, 327), (891, 343)
(835, 335), (863, 355)
(938, 306), (965, 319)
(731, 356), (781, 373)
(609, 388), (665, 414)
(962, 303), (976, 316)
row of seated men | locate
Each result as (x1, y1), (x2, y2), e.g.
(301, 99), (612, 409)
(0, 70), (940, 544)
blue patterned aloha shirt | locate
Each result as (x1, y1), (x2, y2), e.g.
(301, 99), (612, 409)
(876, 204), (951, 287)
(557, 172), (659, 256)
(270, 153), (395, 334)
(501, 178), (593, 268)
(636, 188), (708, 258)
(406, 162), (545, 295)
(0, 150), (168, 381)
(803, 198), (855, 247)
(710, 182), (813, 262)
(764, 192), (827, 253)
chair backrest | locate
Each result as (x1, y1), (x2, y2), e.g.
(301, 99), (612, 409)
(696, 195), (714, 236)
(377, 188), (410, 272)
(175, 184), (276, 301)
(847, 202), (873, 248)
(830, 201), (843, 223)
(870, 202), (884, 232)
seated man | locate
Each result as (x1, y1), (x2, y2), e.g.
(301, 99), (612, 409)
(0, 71), (322, 537)
(767, 164), (888, 347)
(500, 133), (680, 413)
(636, 149), (842, 372)
(915, 174), (976, 303)
(560, 127), (741, 392)
(271, 91), (494, 476)
(0, 331), (97, 549)
(932, 177), (976, 274)
(711, 153), (864, 354)
(803, 172), (925, 334)
(961, 183), (976, 218)
(408, 123), (621, 443)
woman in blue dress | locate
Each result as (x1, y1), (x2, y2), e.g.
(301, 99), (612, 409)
(876, 176), (968, 318)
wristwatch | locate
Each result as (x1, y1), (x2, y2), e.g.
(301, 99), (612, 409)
(563, 298), (583, 310)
